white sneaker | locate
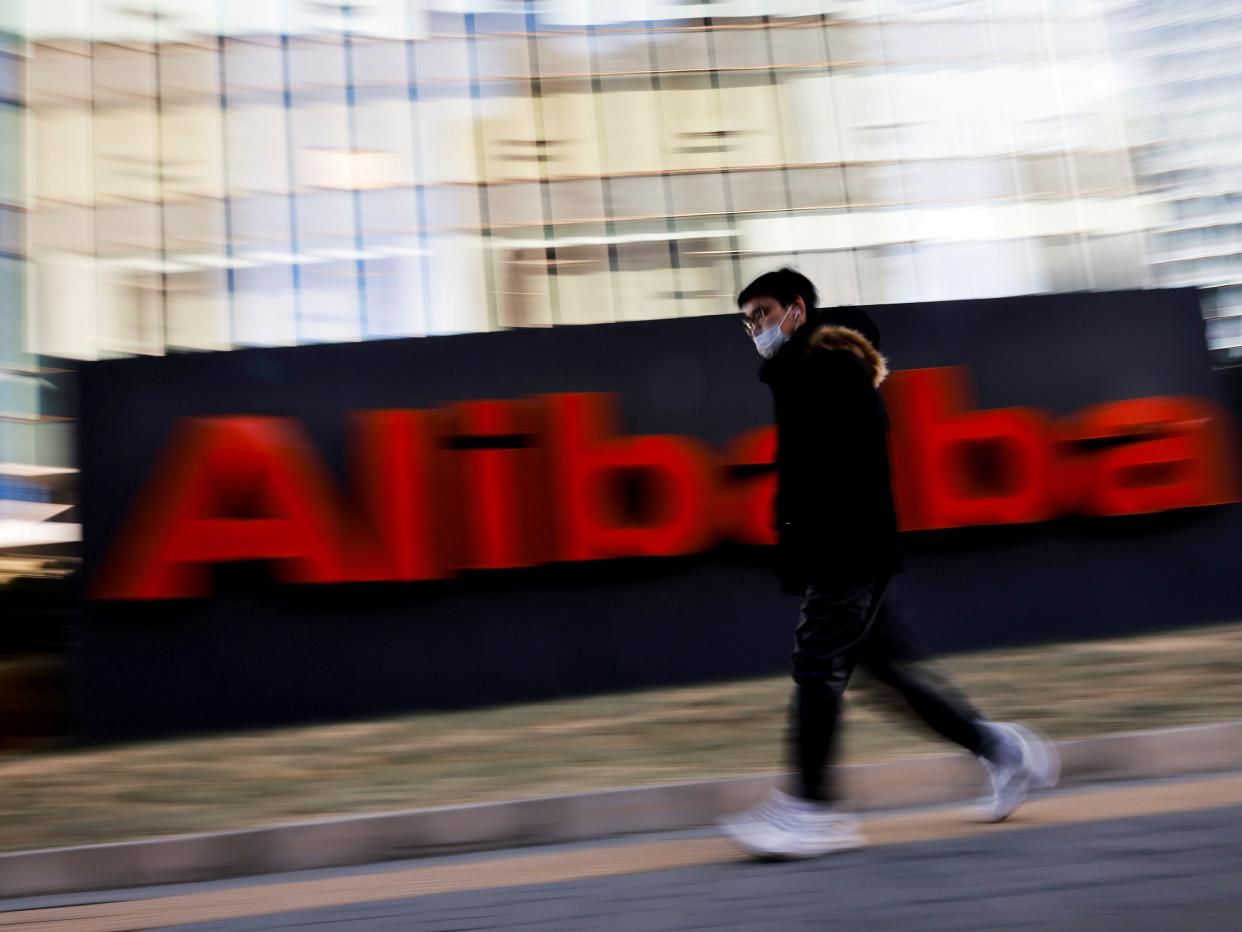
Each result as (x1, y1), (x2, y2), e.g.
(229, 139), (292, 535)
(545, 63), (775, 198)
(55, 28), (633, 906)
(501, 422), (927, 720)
(720, 788), (865, 860)
(974, 721), (1060, 823)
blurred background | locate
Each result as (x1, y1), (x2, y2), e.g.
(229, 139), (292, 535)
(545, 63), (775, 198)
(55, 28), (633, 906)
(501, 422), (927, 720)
(1, 5), (1242, 879)
(4, 0), (1242, 460)
(2, 0), (1242, 728)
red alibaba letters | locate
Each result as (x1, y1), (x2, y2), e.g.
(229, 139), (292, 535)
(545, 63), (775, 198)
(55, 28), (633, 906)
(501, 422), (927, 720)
(92, 370), (1239, 599)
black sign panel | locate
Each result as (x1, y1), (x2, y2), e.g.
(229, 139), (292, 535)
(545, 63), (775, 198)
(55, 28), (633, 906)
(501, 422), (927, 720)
(77, 289), (1242, 739)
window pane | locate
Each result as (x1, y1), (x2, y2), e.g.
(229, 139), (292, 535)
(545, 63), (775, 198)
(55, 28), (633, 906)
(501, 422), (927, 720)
(480, 85), (542, 183)
(0, 103), (22, 205)
(226, 103), (291, 194)
(161, 105), (226, 200)
(0, 206), (19, 254)
(94, 105), (160, 203)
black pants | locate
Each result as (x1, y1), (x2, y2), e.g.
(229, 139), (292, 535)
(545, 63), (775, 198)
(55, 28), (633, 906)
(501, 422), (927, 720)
(789, 576), (990, 802)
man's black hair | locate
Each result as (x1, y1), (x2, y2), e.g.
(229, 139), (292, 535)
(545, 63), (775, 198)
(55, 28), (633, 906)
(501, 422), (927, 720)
(736, 267), (818, 313)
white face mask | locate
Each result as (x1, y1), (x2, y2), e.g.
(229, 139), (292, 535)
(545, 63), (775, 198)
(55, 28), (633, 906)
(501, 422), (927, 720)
(753, 307), (794, 359)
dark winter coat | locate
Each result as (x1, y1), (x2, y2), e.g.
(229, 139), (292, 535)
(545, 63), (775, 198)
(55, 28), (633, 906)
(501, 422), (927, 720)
(758, 312), (902, 592)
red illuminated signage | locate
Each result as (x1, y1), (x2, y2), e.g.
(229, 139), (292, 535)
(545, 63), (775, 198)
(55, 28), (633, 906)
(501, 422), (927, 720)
(92, 367), (1239, 600)
(886, 368), (1239, 529)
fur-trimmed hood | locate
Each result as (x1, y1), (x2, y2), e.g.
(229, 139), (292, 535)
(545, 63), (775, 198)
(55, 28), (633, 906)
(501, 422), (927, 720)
(805, 324), (889, 387)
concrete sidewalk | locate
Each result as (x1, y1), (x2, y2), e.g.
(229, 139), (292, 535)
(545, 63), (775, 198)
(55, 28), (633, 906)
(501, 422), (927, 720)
(2, 720), (1240, 900)
(7, 771), (1242, 930)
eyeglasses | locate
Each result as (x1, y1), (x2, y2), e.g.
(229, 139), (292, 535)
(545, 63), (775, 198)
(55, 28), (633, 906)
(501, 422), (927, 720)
(740, 306), (774, 336)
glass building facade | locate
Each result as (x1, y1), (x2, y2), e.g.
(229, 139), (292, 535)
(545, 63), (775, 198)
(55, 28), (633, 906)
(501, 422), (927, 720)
(1106, 0), (1242, 354)
(10, 0), (1150, 359)
(4, 0), (1240, 552)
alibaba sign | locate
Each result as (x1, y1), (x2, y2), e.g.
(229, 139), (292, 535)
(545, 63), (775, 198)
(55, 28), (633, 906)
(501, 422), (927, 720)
(92, 367), (1238, 600)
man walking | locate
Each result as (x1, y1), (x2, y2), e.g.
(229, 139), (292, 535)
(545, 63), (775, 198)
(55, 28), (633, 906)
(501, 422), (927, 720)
(722, 268), (1057, 860)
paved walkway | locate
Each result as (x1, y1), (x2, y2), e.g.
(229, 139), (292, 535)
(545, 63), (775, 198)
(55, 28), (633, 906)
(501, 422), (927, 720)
(5, 772), (1242, 931)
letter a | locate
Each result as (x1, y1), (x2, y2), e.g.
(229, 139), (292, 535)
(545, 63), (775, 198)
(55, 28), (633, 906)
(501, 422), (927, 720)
(93, 417), (350, 599)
